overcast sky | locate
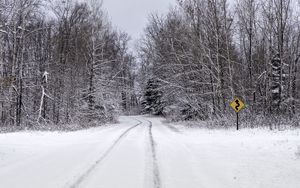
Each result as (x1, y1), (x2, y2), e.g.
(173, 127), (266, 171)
(102, 0), (177, 45)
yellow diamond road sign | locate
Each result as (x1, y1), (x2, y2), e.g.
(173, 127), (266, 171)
(230, 98), (245, 113)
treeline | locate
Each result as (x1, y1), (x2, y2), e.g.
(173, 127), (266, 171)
(140, 0), (300, 126)
(0, 0), (137, 127)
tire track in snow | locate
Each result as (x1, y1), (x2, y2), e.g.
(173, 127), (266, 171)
(68, 119), (142, 188)
(146, 119), (161, 188)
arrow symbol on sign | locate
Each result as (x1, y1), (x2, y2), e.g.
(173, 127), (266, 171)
(235, 100), (240, 111)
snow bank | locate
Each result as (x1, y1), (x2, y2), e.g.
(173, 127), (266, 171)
(155, 117), (300, 188)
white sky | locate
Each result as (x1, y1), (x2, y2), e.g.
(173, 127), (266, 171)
(102, 0), (177, 44)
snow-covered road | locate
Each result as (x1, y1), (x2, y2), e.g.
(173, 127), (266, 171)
(0, 116), (300, 188)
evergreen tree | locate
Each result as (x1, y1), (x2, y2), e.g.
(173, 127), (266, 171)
(271, 53), (282, 112)
(142, 78), (164, 115)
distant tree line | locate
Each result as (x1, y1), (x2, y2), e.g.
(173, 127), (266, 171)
(139, 0), (300, 126)
(0, 0), (137, 127)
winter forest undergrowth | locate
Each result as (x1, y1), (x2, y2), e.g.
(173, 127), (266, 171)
(0, 0), (300, 131)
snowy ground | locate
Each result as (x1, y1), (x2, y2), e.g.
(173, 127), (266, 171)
(0, 116), (299, 188)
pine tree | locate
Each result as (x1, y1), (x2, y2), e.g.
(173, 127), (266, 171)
(142, 78), (164, 115)
(271, 53), (282, 112)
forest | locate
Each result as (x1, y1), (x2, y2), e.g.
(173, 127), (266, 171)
(0, 0), (137, 129)
(0, 0), (300, 129)
(139, 0), (300, 128)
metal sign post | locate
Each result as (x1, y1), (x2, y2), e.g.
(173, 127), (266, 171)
(236, 112), (239, 130)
